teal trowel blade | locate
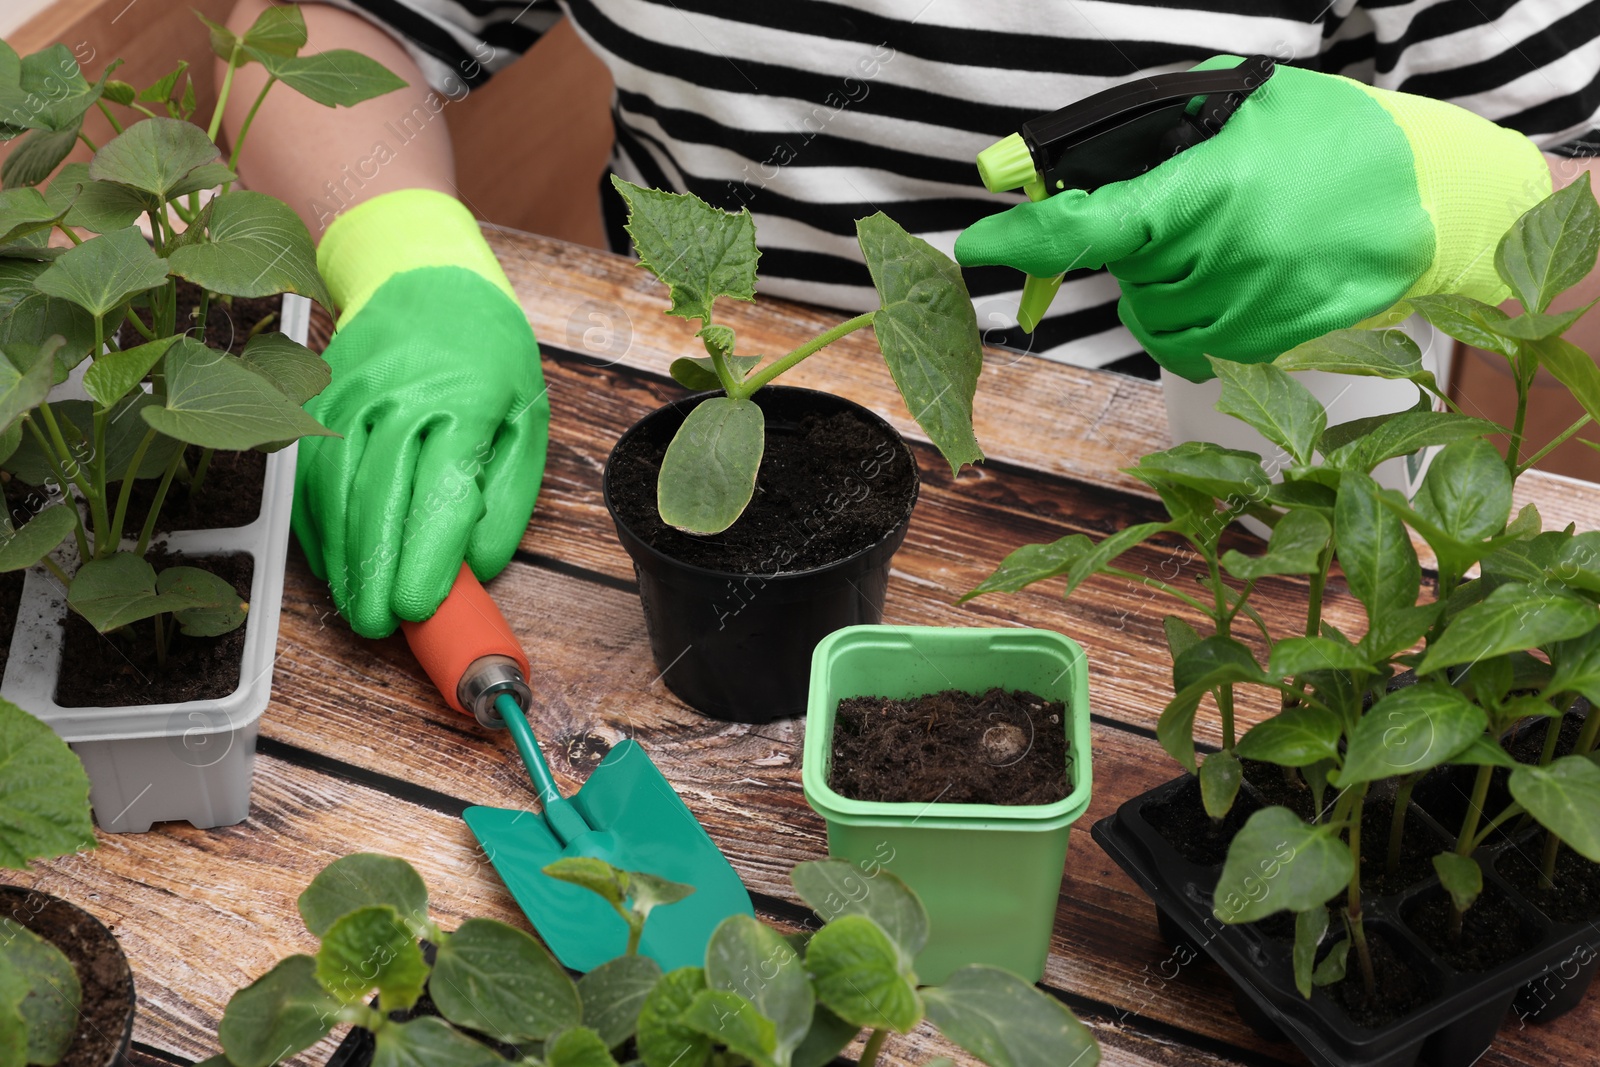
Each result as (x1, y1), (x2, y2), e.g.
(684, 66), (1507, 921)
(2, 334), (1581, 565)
(464, 739), (754, 973)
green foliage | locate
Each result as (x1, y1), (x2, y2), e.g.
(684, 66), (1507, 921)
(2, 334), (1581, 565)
(0, 922), (81, 1066)
(1213, 808), (1353, 924)
(214, 853), (1098, 1067)
(0, 7), (401, 673)
(611, 177), (983, 534)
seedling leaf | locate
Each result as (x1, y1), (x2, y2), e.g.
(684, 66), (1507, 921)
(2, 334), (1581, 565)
(431, 917), (581, 1042)
(1213, 807), (1352, 923)
(922, 965), (1100, 1067)
(1335, 683), (1486, 786)
(611, 176), (757, 326)
(315, 905), (428, 1012)
(1496, 172), (1600, 313)
(298, 852), (429, 937)
(658, 396), (763, 534)
(219, 955), (339, 1067)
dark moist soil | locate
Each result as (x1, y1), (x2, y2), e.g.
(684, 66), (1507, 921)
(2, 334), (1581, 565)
(1499, 842), (1600, 924)
(119, 279), (281, 356)
(1144, 774), (1262, 868)
(0, 887), (133, 1067)
(53, 552), (252, 707)
(117, 445), (265, 534)
(609, 407), (916, 573)
(1415, 709), (1591, 843)
(828, 688), (1069, 805)
(1405, 883), (1539, 972)
(0, 569), (21, 679)
(1325, 929), (1434, 1029)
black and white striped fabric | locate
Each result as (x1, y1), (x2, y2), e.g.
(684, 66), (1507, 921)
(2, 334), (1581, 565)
(320, 0), (1600, 375)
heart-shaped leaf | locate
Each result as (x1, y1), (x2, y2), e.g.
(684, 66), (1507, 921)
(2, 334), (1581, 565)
(67, 550), (210, 632)
(239, 331), (330, 406)
(141, 337), (336, 450)
(0, 694), (94, 869)
(88, 117), (219, 199)
(167, 190), (332, 308)
(43, 163), (149, 233)
(82, 336), (176, 408)
(922, 965), (1098, 1067)
(299, 853), (428, 937)
(157, 565), (247, 637)
(0, 504), (75, 572)
(33, 226), (168, 319)
(430, 917), (581, 1042)
(805, 914), (921, 1033)
(657, 395), (763, 534)
(1, 128), (78, 190)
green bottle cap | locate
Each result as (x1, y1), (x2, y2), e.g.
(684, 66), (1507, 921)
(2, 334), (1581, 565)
(976, 133), (1037, 194)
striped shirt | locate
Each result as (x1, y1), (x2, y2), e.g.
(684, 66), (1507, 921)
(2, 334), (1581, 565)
(322, 0), (1600, 375)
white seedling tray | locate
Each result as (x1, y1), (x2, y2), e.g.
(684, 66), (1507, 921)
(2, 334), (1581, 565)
(0, 295), (310, 833)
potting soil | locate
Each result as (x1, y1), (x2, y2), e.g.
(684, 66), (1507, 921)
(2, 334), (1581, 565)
(828, 687), (1069, 805)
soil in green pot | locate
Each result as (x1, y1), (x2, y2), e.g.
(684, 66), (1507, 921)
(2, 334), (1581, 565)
(54, 552), (253, 707)
(0, 887), (133, 1067)
(1405, 883), (1541, 972)
(609, 407), (916, 573)
(828, 687), (1069, 805)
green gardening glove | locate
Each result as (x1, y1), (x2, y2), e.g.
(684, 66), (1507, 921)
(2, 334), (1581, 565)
(295, 189), (549, 638)
(954, 56), (1553, 381)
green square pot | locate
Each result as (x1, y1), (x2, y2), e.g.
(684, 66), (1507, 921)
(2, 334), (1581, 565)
(801, 625), (1093, 983)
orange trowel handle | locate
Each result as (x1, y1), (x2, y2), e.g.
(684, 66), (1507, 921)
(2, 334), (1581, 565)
(400, 564), (529, 716)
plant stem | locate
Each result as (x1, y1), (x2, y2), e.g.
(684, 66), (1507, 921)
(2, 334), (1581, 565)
(1217, 685), (1237, 751)
(40, 556), (70, 585)
(1517, 415), (1591, 476)
(76, 130), (98, 154)
(54, 223), (82, 246)
(1454, 764), (1495, 855)
(1386, 773), (1420, 879)
(1538, 710), (1566, 767)
(121, 307), (155, 342)
(152, 612), (167, 670)
(23, 415), (90, 563)
(625, 917), (643, 957)
(207, 48), (242, 143)
(94, 99), (124, 135)
(1470, 801), (1525, 852)
(859, 1029), (888, 1067)
(1506, 360), (1531, 476)
(189, 448), (214, 500)
(1306, 542), (1334, 638)
(1103, 565), (1212, 615)
(226, 76), (277, 179)
(1577, 702), (1600, 756)
(109, 428), (158, 548)
(707, 345), (740, 395)
(1541, 829), (1563, 889)
(135, 447), (185, 557)
(737, 312), (875, 396)
(1347, 783), (1377, 997)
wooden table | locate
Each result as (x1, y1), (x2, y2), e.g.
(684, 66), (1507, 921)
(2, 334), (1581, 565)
(16, 228), (1600, 1067)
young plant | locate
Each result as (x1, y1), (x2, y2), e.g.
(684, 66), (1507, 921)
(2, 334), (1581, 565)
(0, 695), (97, 1066)
(967, 175), (1600, 1002)
(610, 177), (984, 535)
(210, 852), (1099, 1067)
(0, 6), (403, 667)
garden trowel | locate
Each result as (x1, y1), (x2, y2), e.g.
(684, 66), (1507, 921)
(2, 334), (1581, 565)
(401, 565), (754, 972)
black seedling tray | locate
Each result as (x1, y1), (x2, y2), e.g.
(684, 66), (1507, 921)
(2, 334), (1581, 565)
(1092, 773), (1600, 1067)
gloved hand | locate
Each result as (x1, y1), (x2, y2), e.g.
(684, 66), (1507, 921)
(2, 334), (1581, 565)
(295, 188), (549, 638)
(954, 56), (1553, 381)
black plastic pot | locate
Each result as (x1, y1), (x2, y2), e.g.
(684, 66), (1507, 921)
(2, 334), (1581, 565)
(0, 885), (135, 1067)
(602, 387), (918, 723)
(1093, 772), (1600, 1067)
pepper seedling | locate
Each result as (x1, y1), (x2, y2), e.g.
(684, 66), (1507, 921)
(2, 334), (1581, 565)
(611, 178), (985, 535)
(209, 852), (1099, 1067)
(966, 175), (1600, 1002)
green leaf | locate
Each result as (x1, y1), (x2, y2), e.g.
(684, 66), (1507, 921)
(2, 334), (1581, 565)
(543, 856), (630, 914)
(1221, 508), (1329, 580)
(315, 905), (428, 1012)
(1061, 522), (1170, 598)
(1547, 627), (1600, 704)
(0, 187), (62, 244)
(1313, 939), (1350, 987)
(1157, 686), (1204, 775)
(16, 47), (101, 131)
(430, 917), (581, 1042)
(805, 914), (921, 1033)
(167, 190), (332, 308)
(141, 337), (337, 450)
(1343, 412), (1501, 474)
(0, 974), (32, 1067)
(0, 923), (80, 1065)
(138, 61), (189, 104)
(0, 344), (55, 432)
(1409, 294), (1519, 358)
(547, 1026), (623, 1067)
(87, 117), (219, 200)
(33, 226), (168, 319)
(255, 50), (408, 108)
(1496, 172), (1600, 313)
(1452, 735), (1518, 768)
(1266, 637), (1371, 678)
(705, 915), (810, 1067)
(9, 395), (181, 486)
(156, 565), (248, 637)
(791, 859), (928, 963)
(298, 852), (429, 937)
(1173, 634), (1264, 692)
(1335, 683), (1486, 787)
(1134, 440), (1270, 500)
(1432, 853), (1483, 914)
(1, 129), (77, 190)
(1412, 438), (1513, 546)
(1200, 749), (1242, 819)
(960, 535), (1091, 601)
(82, 336), (176, 408)
(0, 505), (75, 573)
(1236, 707), (1343, 768)
(637, 967), (712, 1067)
(1293, 907), (1328, 999)
(657, 396), (764, 535)
(921, 965), (1099, 1067)
(1493, 304), (1592, 340)
(1529, 334), (1600, 430)
(67, 551), (206, 632)
(858, 212), (984, 474)
(579, 954), (662, 1050)
(1335, 471), (1419, 621)
(1418, 583), (1596, 675)
(681, 990), (778, 1067)
(1163, 615), (1201, 660)
(168, 161), (237, 199)
(219, 955), (339, 1067)
(611, 176), (757, 326)
(1213, 807), (1353, 924)
(1509, 755), (1600, 862)
(669, 355), (761, 392)
(239, 331), (330, 406)
(1210, 358), (1326, 466)
(792, 1005), (857, 1067)
(193, 12), (241, 61)
(628, 870), (696, 919)
(369, 1016), (507, 1067)
(1276, 327), (1424, 379)
(102, 79), (135, 106)
(0, 292), (94, 379)
(243, 4), (308, 56)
